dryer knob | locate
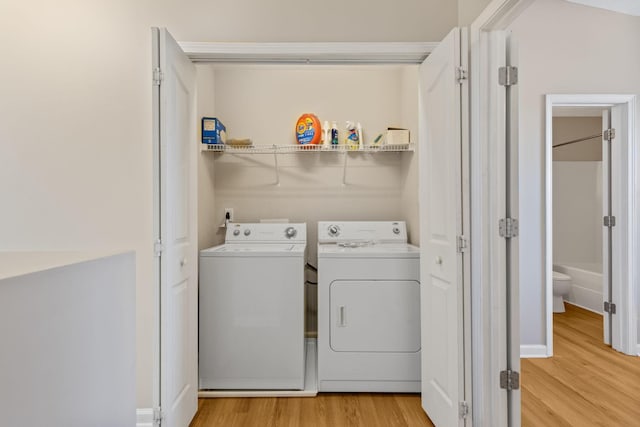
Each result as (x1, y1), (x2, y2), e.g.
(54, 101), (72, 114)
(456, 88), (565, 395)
(233, 229), (240, 236)
(328, 225), (340, 237)
(393, 227), (401, 234)
(285, 227), (297, 239)
(244, 229), (251, 236)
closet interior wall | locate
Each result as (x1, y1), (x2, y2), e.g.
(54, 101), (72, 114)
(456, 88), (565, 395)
(196, 63), (420, 257)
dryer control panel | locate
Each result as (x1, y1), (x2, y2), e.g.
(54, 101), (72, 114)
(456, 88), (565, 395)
(317, 221), (407, 244)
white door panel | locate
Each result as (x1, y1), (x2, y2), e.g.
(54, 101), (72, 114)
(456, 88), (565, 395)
(154, 27), (198, 427)
(418, 27), (465, 427)
(602, 109), (612, 346)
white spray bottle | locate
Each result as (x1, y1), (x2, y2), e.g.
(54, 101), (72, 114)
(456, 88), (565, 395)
(357, 122), (363, 149)
(323, 121), (330, 147)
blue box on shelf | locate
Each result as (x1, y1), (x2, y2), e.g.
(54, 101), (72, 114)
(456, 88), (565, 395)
(202, 117), (226, 145)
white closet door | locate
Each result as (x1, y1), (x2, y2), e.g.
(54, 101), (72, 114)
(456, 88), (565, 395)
(418, 27), (466, 427)
(154, 27), (198, 427)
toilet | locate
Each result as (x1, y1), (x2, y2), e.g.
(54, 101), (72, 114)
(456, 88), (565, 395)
(553, 271), (572, 313)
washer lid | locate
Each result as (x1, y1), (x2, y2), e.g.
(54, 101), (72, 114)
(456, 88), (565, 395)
(200, 243), (306, 257)
(318, 243), (420, 258)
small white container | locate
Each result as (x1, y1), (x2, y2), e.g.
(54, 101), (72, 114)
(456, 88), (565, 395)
(385, 128), (410, 146)
(323, 121), (331, 147)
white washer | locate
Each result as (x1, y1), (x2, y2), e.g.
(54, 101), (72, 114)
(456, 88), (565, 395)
(317, 221), (421, 392)
(199, 223), (307, 390)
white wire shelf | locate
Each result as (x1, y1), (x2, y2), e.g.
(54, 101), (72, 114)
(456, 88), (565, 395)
(201, 143), (415, 153)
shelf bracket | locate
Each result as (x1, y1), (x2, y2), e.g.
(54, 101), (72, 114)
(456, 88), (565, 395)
(273, 145), (280, 185)
(342, 151), (348, 186)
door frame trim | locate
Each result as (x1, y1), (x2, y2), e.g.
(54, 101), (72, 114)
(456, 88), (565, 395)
(544, 93), (638, 356)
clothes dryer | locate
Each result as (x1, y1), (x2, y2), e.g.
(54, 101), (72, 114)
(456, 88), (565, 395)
(317, 221), (420, 392)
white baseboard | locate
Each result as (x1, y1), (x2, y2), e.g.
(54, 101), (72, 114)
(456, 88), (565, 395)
(520, 344), (549, 358)
(137, 408), (154, 427)
(637, 344), (640, 356)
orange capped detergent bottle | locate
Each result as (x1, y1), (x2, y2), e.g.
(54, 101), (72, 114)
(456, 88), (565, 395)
(295, 113), (322, 146)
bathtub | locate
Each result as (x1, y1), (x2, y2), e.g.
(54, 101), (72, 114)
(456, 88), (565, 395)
(554, 262), (603, 314)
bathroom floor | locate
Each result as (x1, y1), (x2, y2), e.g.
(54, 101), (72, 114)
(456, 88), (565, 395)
(521, 304), (640, 426)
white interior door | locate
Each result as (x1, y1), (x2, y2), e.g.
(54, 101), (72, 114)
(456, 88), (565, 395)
(602, 109), (613, 346)
(153, 27), (198, 427)
(418, 27), (467, 427)
(603, 104), (632, 353)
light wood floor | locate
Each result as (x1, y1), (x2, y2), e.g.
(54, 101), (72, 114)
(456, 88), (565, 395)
(190, 393), (434, 427)
(521, 303), (640, 426)
(190, 304), (640, 426)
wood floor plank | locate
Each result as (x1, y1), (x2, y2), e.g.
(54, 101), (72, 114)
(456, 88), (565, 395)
(522, 304), (640, 426)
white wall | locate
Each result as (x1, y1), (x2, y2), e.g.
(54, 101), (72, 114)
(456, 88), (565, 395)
(553, 116), (602, 161)
(149, 0), (456, 43)
(0, 0), (156, 409)
(400, 66), (421, 245)
(553, 161), (602, 265)
(458, 0), (494, 25)
(0, 0), (453, 408)
(508, 0), (640, 347)
(0, 252), (136, 426)
(196, 66), (218, 251)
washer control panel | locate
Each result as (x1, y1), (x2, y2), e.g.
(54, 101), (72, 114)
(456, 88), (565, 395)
(225, 223), (307, 243)
(285, 226), (298, 239)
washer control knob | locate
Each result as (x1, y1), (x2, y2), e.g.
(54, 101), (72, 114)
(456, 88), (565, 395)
(233, 229), (240, 236)
(393, 227), (401, 235)
(244, 229), (251, 236)
(285, 227), (297, 239)
(328, 225), (340, 237)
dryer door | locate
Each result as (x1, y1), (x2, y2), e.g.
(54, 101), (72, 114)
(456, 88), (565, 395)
(330, 280), (420, 352)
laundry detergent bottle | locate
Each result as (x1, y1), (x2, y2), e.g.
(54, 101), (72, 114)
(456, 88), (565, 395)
(295, 113), (322, 145)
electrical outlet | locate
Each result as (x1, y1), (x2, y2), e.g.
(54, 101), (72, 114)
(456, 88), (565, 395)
(224, 208), (234, 222)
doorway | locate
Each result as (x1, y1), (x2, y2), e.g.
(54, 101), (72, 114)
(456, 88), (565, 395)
(544, 94), (638, 356)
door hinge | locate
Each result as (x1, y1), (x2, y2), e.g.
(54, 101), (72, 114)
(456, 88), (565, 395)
(153, 407), (164, 425)
(500, 369), (520, 391)
(499, 218), (519, 238)
(498, 66), (518, 86)
(603, 128), (616, 141)
(153, 67), (164, 86)
(604, 301), (617, 314)
(603, 215), (616, 227)
(457, 235), (468, 253)
(154, 239), (164, 257)
(459, 401), (470, 419)
(456, 66), (468, 84)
